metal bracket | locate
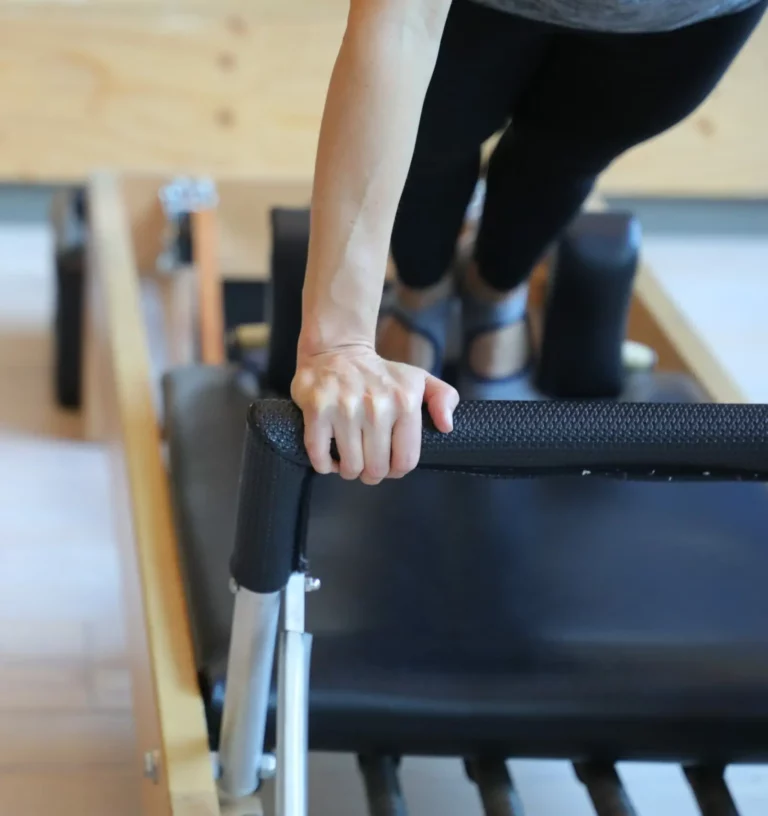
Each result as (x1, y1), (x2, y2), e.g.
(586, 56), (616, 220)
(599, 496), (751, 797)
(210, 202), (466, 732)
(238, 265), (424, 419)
(157, 176), (219, 274)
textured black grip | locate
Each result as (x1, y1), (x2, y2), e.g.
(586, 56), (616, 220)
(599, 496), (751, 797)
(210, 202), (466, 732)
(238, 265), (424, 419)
(231, 398), (768, 593)
(230, 406), (313, 594)
(250, 399), (768, 478)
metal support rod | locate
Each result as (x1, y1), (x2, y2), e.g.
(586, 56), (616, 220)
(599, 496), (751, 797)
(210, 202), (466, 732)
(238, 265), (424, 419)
(573, 762), (639, 816)
(358, 755), (408, 816)
(684, 765), (741, 816)
(218, 587), (281, 799)
(465, 758), (526, 816)
(276, 574), (312, 816)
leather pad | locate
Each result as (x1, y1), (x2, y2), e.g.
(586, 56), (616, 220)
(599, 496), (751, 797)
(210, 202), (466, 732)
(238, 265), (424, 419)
(163, 366), (768, 760)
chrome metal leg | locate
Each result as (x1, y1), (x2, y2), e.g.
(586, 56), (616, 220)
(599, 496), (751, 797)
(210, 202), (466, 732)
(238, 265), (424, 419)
(573, 762), (639, 816)
(465, 758), (526, 816)
(218, 587), (281, 799)
(358, 755), (408, 816)
(684, 765), (741, 816)
(276, 573), (313, 816)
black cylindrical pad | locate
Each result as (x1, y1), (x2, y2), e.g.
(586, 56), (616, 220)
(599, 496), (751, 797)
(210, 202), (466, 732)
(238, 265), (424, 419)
(536, 211), (640, 398)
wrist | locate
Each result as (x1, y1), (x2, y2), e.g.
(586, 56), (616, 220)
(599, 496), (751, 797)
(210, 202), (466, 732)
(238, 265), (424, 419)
(299, 285), (380, 359)
(297, 316), (376, 360)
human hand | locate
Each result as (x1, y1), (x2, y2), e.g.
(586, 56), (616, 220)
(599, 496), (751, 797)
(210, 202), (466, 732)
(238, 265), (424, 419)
(291, 345), (458, 485)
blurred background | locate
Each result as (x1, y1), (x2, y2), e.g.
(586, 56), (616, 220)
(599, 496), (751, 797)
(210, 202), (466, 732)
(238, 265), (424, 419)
(0, 0), (765, 814)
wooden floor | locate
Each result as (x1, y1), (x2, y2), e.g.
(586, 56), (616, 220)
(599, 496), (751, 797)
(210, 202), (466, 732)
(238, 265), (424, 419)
(0, 223), (142, 814)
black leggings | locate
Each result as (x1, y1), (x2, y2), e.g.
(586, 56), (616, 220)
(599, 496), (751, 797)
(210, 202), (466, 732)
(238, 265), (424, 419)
(391, 0), (766, 292)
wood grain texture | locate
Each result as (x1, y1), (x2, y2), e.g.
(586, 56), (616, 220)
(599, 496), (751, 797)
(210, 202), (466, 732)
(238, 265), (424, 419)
(192, 208), (226, 364)
(87, 171), (220, 816)
(0, 3), (764, 196)
(0, 6), (341, 183)
(0, 0), (347, 14)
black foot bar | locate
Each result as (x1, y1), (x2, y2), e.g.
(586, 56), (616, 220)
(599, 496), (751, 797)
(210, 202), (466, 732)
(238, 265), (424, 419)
(684, 765), (741, 816)
(465, 758), (526, 816)
(574, 762), (639, 816)
(358, 755), (408, 816)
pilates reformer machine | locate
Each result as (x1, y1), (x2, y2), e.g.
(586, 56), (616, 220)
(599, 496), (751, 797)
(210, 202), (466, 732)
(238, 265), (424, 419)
(81, 173), (767, 816)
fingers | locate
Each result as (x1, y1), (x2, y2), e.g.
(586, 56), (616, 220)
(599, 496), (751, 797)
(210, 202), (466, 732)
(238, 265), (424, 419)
(303, 405), (337, 476)
(292, 351), (457, 484)
(423, 374), (459, 433)
(390, 404), (422, 478)
(334, 398), (365, 480)
(361, 393), (395, 485)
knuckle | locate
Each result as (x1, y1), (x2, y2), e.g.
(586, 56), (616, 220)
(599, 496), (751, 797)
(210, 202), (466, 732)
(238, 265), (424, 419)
(394, 384), (421, 415)
(340, 394), (361, 420)
(392, 444), (419, 474)
(365, 459), (390, 481)
(305, 444), (331, 473)
(291, 368), (312, 394)
(340, 465), (363, 481)
(305, 388), (330, 417)
(364, 391), (394, 424)
(308, 458), (331, 475)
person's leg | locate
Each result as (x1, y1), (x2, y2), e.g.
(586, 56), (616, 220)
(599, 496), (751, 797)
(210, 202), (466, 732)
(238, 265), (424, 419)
(463, 0), (766, 393)
(379, 0), (550, 374)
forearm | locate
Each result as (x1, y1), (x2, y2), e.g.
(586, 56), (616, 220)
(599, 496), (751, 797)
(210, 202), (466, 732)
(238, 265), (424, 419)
(299, 0), (450, 357)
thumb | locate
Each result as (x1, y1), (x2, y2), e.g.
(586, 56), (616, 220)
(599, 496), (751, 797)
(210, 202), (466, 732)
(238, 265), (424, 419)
(423, 374), (459, 433)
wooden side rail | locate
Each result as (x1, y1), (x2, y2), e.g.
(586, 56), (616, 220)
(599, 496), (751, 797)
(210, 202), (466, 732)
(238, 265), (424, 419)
(85, 172), (220, 816)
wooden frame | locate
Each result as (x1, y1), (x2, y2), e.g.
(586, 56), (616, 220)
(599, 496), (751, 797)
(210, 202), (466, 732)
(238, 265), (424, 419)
(83, 170), (747, 816)
(86, 173), (220, 815)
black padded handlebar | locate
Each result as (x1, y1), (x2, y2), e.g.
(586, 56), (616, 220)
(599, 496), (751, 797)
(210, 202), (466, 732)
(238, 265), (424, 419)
(231, 399), (768, 594)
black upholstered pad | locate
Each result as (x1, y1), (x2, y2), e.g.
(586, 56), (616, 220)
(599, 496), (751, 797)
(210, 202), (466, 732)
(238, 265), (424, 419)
(163, 366), (768, 760)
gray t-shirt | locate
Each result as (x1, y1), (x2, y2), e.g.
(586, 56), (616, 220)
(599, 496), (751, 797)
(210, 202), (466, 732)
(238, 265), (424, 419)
(472, 0), (759, 32)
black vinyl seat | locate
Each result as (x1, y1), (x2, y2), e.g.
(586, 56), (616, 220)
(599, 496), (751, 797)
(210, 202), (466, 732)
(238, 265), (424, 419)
(163, 364), (768, 762)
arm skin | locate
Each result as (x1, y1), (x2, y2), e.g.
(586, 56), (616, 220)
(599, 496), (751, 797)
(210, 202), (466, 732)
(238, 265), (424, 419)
(292, 0), (458, 484)
(298, 0), (454, 357)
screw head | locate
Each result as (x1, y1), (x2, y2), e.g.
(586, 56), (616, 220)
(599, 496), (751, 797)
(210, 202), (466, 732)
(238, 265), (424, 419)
(259, 753), (277, 780)
(304, 576), (321, 593)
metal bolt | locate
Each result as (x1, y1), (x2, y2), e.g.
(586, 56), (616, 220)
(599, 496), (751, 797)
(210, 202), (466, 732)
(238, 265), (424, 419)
(304, 576), (321, 593)
(143, 750), (161, 784)
(258, 753), (278, 780)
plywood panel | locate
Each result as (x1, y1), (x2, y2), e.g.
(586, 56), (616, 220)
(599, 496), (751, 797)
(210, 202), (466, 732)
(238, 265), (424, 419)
(0, 3), (765, 197)
(0, 7), (342, 182)
(0, 0), (347, 14)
